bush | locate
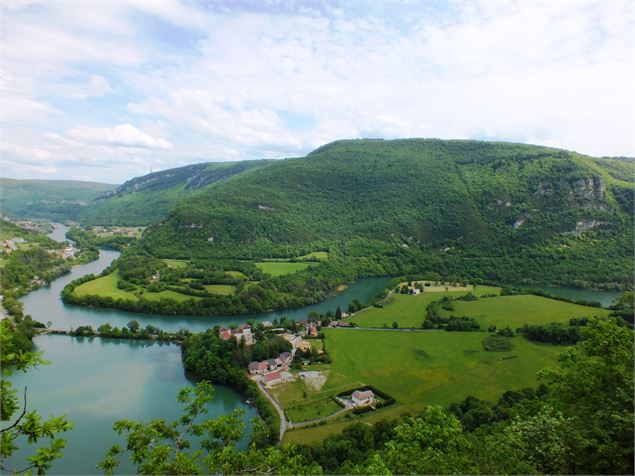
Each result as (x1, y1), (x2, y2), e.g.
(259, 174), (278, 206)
(482, 334), (514, 351)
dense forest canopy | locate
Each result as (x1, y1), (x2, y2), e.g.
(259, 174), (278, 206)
(139, 139), (633, 289)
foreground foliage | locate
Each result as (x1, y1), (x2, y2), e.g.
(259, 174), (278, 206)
(101, 317), (633, 475)
(0, 320), (72, 474)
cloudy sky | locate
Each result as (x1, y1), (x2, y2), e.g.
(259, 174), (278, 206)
(1, 0), (633, 184)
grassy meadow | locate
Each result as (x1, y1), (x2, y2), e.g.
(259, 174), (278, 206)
(350, 285), (500, 328)
(437, 294), (611, 329)
(203, 284), (236, 295)
(141, 289), (199, 302)
(162, 258), (188, 268)
(255, 261), (313, 276)
(283, 327), (564, 445)
(73, 271), (138, 301)
(73, 270), (198, 303)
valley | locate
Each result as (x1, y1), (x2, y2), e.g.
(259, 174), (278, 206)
(1, 139), (633, 474)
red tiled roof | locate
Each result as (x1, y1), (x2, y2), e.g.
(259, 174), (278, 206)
(265, 371), (281, 382)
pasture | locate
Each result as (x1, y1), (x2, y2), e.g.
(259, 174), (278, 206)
(162, 259), (188, 269)
(350, 285), (500, 328)
(437, 294), (611, 329)
(255, 261), (312, 276)
(283, 328), (563, 445)
(141, 289), (199, 302)
(73, 271), (138, 301)
(203, 284), (236, 295)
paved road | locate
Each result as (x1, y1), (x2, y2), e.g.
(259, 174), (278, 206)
(257, 381), (288, 441)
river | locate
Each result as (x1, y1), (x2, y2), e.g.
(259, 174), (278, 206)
(515, 285), (620, 308)
(22, 224), (391, 332)
(8, 223), (390, 474)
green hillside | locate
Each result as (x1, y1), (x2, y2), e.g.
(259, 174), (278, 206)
(0, 178), (115, 221)
(141, 139), (634, 289)
(77, 160), (269, 226)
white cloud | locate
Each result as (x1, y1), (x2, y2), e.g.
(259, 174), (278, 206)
(66, 124), (172, 150)
(60, 75), (113, 99)
(0, 0), (633, 182)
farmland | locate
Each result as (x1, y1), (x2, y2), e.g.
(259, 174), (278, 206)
(202, 284), (236, 295)
(255, 261), (313, 276)
(283, 328), (564, 445)
(350, 285), (500, 328)
(436, 294), (611, 329)
(73, 271), (138, 301)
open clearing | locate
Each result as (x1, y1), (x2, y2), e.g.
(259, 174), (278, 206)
(271, 377), (341, 422)
(255, 261), (313, 276)
(74, 271), (197, 303)
(162, 259), (188, 268)
(350, 285), (500, 328)
(142, 289), (199, 302)
(298, 251), (329, 261)
(203, 284), (236, 295)
(73, 271), (138, 301)
(283, 328), (563, 445)
(437, 294), (611, 329)
(225, 271), (247, 280)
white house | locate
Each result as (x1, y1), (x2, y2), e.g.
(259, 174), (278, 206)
(352, 390), (375, 406)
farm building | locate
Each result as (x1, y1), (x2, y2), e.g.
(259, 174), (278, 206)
(219, 323), (253, 345)
(352, 390), (375, 406)
(264, 371), (282, 386)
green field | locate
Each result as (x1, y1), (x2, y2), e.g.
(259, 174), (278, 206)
(203, 284), (236, 295)
(142, 290), (199, 302)
(162, 259), (188, 268)
(438, 294), (611, 329)
(350, 285), (500, 328)
(271, 378), (341, 422)
(225, 270), (247, 280)
(73, 271), (138, 301)
(283, 328), (563, 445)
(255, 261), (312, 276)
(298, 251), (329, 261)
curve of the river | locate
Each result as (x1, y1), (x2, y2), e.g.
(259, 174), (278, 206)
(23, 224), (391, 332)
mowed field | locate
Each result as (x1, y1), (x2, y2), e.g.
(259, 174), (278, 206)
(350, 285), (500, 328)
(73, 271), (138, 301)
(203, 284), (236, 295)
(141, 289), (199, 302)
(283, 328), (563, 445)
(255, 261), (313, 276)
(73, 271), (198, 302)
(162, 258), (188, 268)
(437, 294), (611, 329)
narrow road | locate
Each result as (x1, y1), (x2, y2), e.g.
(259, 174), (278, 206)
(332, 326), (443, 332)
(288, 406), (351, 429)
(257, 381), (288, 441)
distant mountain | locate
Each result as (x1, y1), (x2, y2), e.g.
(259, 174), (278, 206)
(77, 160), (270, 226)
(140, 139), (634, 288)
(0, 178), (115, 222)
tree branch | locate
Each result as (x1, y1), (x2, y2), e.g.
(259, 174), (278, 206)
(1, 386), (28, 434)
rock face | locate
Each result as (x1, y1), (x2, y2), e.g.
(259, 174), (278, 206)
(572, 219), (606, 236)
(100, 161), (267, 199)
(571, 177), (606, 200)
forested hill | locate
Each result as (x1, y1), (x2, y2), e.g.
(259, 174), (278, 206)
(77, 160), (270, 226)
(0, 178), (115, 222)
(141, 139), (634, 288)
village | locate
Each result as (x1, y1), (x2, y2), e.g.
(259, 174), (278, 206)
(218, 317), (378, 419)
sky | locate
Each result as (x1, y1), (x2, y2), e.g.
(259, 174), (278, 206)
(1, 0), (633, 184)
